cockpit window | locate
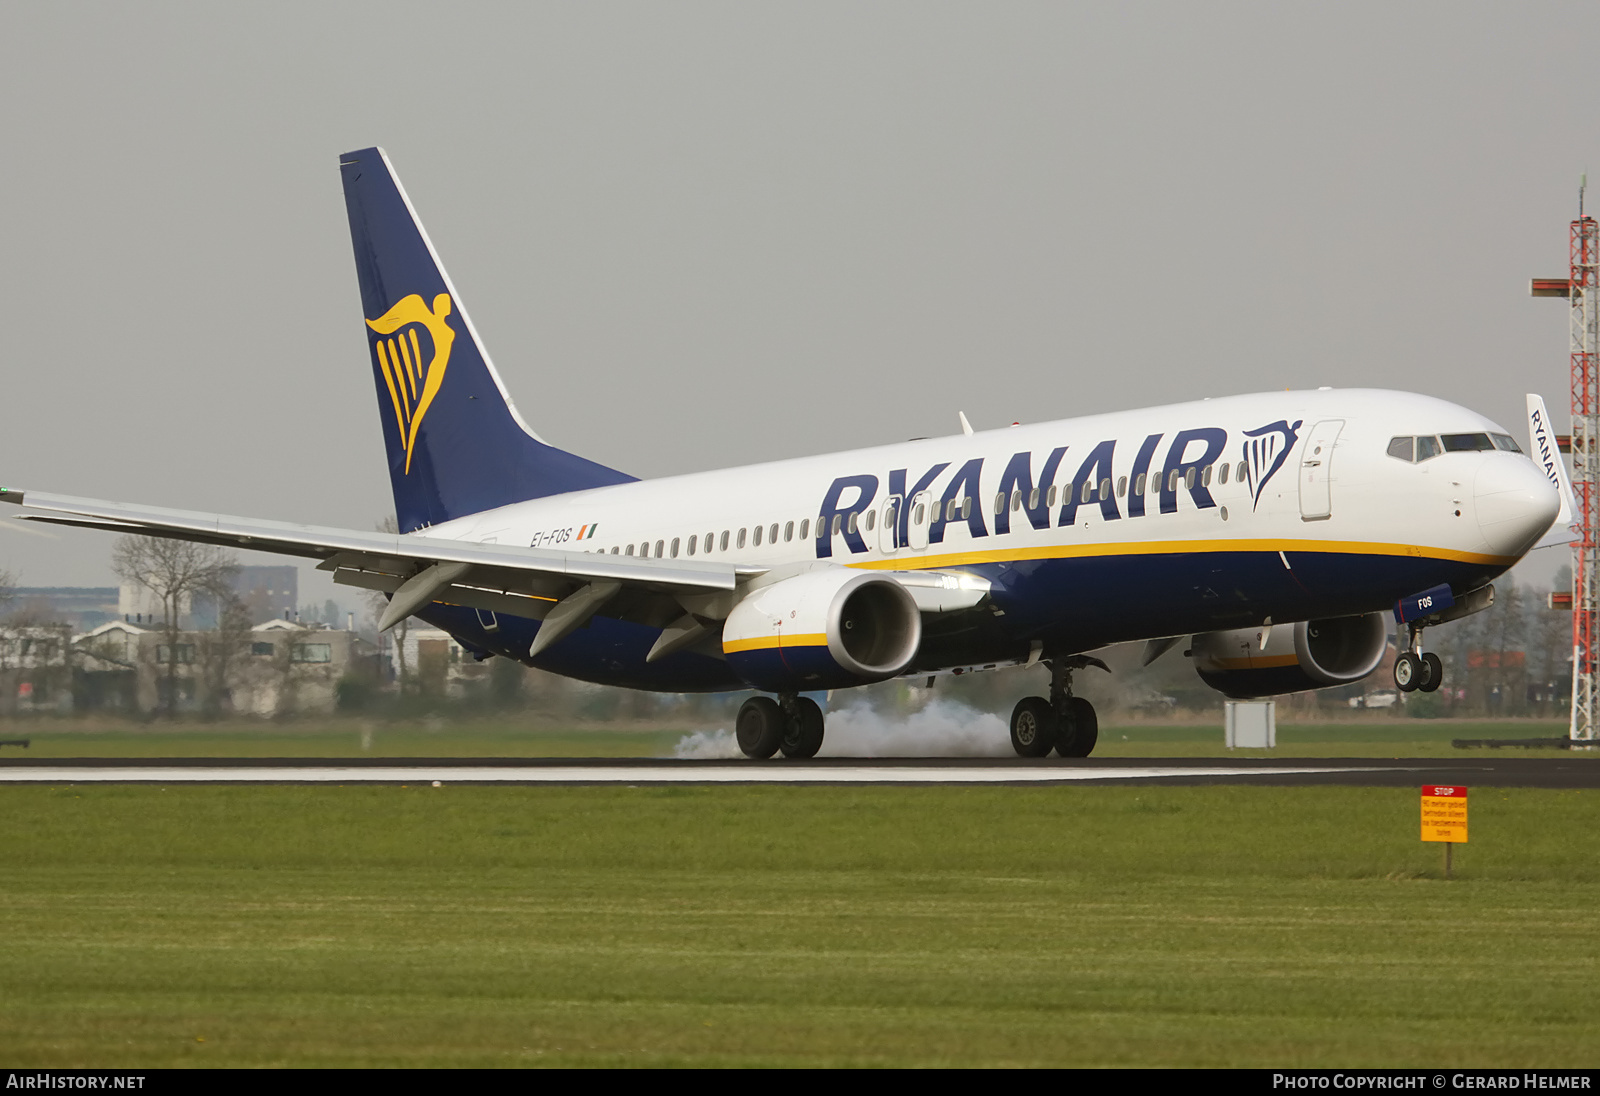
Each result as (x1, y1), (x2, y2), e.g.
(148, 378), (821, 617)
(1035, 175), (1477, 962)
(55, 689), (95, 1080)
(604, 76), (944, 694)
(1441, 432), (1494, 452)
(1491, 433), (1523, 453)
(1416, 436), (1442, 461)
(1387, 436), (1414, 462)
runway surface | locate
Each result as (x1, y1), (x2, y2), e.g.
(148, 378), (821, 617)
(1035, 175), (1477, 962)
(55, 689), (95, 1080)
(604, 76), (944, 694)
(0, 757), (1594, 787)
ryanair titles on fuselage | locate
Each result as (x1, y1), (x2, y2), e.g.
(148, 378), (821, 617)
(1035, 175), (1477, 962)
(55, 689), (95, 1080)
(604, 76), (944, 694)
(811, 418), (1299, 558)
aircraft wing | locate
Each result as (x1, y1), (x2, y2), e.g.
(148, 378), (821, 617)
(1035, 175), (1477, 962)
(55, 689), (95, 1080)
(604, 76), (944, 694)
(0, 488), (745, 633)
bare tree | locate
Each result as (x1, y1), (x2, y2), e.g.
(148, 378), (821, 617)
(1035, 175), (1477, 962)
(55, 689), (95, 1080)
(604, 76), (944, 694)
(111, 536), (238, 716)
(196, 593), (252, 717)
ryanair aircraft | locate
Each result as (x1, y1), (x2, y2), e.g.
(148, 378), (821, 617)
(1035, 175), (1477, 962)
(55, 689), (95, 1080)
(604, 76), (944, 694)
(1, 148), (1573, 758)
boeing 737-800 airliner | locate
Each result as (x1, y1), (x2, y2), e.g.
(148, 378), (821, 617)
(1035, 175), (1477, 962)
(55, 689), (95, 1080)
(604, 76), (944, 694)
(1, 148), (1571, 758)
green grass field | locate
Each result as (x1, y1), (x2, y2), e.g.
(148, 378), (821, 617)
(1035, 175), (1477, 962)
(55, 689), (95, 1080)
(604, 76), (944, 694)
(0, 781), (1595, 1067)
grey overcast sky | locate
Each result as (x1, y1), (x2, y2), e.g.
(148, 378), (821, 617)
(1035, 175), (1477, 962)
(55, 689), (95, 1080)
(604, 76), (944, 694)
(0, 2), (1594, 594)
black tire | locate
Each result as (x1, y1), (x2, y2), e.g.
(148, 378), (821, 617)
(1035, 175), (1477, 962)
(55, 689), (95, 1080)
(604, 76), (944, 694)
(736, 696), (783, 759)
(1418, 652), (1443, 694)
(1010, 696), (1058, 758)
(780, 697), (826, 759)
(1057, 696), (1099, 758)
(1394, 653), (1420, 693)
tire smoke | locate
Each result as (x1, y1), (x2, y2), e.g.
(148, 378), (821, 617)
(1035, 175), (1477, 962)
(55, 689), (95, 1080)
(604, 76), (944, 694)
(669, 699), (1012, 758)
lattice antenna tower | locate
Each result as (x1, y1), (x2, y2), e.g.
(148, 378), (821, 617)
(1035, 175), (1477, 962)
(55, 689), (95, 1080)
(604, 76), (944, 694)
(1532, 176), (1600, 741)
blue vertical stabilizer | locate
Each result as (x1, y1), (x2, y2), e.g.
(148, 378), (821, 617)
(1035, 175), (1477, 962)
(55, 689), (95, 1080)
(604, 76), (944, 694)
(340, 147), (635, 531)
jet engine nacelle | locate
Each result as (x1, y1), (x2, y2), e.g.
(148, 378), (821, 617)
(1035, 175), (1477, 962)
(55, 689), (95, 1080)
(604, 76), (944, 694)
(1191, 613), (1389, 699)
(723, 569), (922, 692)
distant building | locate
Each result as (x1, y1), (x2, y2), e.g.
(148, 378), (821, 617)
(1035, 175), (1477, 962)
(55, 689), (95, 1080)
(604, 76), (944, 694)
(229, 566), (298, 623)
(72, 617), (371, 716)
(9, 587), (119, 630)
(121, 565), (300, 630)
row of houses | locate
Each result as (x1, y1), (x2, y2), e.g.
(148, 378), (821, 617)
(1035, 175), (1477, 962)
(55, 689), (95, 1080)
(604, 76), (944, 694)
(0, 616), (485, 716)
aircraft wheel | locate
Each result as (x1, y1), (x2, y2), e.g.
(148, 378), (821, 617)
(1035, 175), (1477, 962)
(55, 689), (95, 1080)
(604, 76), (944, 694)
(1056, 696), (1099, 758)
(736, 696), (784, 759)
(1010, 696), (1059, 758)
(1393, 653), (1420, 693)
(780, 697), (826, 759)
(1418, 653), (1443, 694)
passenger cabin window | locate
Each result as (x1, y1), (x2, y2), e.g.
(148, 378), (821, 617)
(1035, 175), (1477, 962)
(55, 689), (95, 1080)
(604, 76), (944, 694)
(1184, 468), (1196, 490)
(737, 528), (747, 548)
(1235, 460), (1247, 482)
(655, 540), (665, 557)
(846, 513), (857, 534)
(721, 530), (730, 551)
(1049, 485), (1060, 506)
(1133, 473), (1146, 497)
(1028, 488), (1039, 509)
(1115, 477), (1126, 497)
(994, 492), (1006, 515)
(1218, 463), (1230, 484)
(671, 538), (680, 558)
(753, 525), (763, 546)
(769, 523), (779, 543)
(687, 535), (697, 555)
(799, 519), (809, 539)
(705, 531), (714, 551)
(786, 520), (796, 540)
(832, 514), (843, 535)
(626, 544), (635, 556)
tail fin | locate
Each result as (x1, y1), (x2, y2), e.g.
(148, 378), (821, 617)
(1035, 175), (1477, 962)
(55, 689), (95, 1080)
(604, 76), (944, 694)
(1526, 393), (1578, 549)
(340, 147), (635, 531)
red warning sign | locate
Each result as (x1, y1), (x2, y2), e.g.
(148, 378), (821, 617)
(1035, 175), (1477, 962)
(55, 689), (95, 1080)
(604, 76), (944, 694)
(1421, 785), (1468, 843)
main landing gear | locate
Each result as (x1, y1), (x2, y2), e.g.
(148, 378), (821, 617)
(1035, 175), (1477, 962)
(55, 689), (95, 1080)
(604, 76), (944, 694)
(736, 693), (825, 759)
(1393, 623), (1443, 694)
(1010, 657), (1104, 759)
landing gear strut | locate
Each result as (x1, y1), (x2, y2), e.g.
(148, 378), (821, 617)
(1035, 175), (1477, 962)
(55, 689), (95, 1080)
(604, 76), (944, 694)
(1009, 657), (1104, 759)
(1393, 623), (1443, 694)
(736, 694), (826, 759)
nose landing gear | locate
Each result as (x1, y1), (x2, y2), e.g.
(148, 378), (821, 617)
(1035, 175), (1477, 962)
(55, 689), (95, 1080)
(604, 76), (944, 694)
(1393, 624), (1443, 694)
(1009, 656), (1106, 758)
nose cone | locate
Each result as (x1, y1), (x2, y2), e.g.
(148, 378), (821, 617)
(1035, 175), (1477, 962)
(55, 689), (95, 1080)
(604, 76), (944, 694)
(1475, 457), (1560, 558)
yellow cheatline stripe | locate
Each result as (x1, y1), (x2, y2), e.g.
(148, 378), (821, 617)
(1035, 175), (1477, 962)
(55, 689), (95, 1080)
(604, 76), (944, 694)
(723, 633), (828, 655)
(1209, 655), (1299, 670)
(848, 537), (1513, 571)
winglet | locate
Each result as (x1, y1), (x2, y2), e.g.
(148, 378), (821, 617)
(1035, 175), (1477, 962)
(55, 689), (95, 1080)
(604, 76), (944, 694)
(958, 411), (974, 436)
(1527, 393), (1578, 549)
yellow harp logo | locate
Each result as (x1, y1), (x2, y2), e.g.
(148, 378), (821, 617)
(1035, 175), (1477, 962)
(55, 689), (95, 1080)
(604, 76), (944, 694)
(367, 293), (456, 474)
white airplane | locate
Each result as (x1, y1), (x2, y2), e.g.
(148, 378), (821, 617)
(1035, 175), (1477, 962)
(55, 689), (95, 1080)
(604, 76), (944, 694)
(1, 148), (1573, 759)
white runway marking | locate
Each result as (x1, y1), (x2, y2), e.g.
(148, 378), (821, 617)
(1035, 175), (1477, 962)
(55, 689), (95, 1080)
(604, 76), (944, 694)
(0, 764), (1397, 785)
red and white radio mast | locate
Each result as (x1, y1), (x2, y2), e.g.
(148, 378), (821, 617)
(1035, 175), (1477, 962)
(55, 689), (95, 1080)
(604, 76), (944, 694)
(1531, 178), (1600, 742)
